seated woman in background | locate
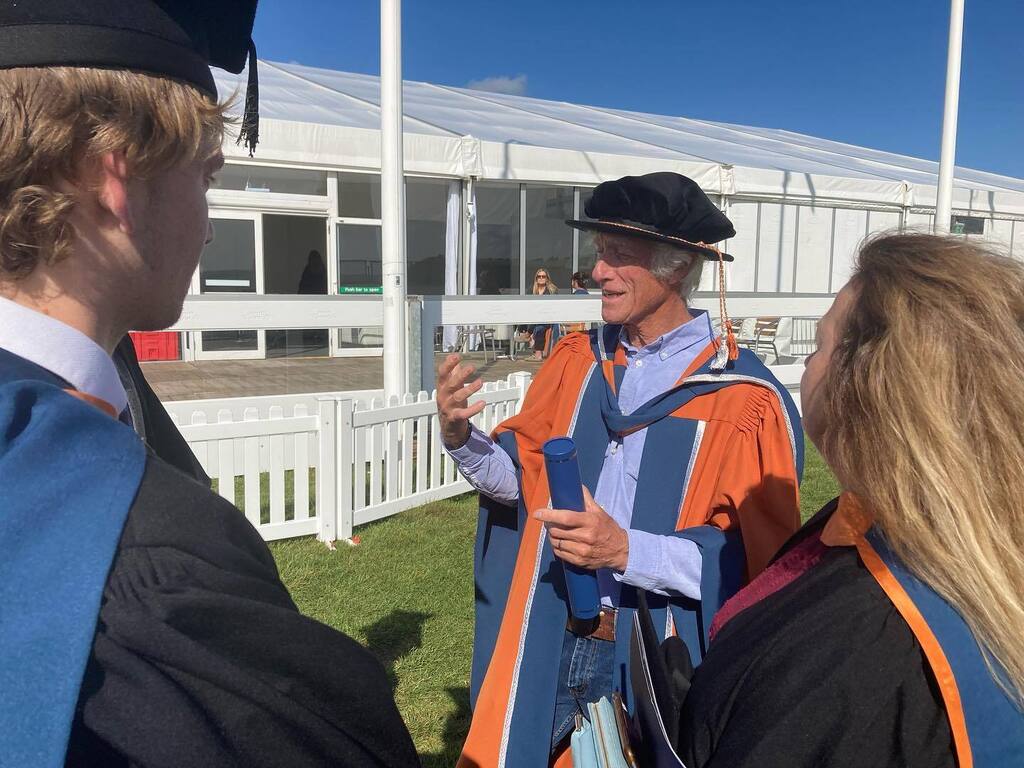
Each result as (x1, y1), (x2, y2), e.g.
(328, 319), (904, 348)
(678, 233), (1024, 768)
(515, 267), (559, 360)
(571, 270), (589, 294)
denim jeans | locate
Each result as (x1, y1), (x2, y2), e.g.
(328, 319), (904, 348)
(550, 629), (616, 750)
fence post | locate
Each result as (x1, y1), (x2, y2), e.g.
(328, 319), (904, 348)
(420, 297), (443, 394)
(336, 399), (355, 541)
(316, 397), (338, 543)
(509, 371), (533, 415)
(406, 295), (422, 396)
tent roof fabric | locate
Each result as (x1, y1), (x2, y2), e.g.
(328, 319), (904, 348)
(214, 61), (1024, 210)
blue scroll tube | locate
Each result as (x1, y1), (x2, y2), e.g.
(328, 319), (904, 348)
(543, 437), (601, 620)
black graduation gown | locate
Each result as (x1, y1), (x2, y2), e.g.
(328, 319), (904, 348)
(677, 505), (955, 768)
(112, 335), (209, 484)
(0, 346), (419, 767)
(64, 455), (420, 767)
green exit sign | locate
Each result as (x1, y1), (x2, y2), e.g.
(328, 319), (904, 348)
(338, 286), (383, 295)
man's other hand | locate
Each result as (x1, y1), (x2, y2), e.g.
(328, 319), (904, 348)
(535, 487), (629, 571)
(436, 353), (486, 449)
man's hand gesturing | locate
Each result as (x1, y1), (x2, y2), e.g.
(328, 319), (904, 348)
(436, 353), (487, 449)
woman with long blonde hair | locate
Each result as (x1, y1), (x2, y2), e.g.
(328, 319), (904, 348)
(521, 267), (558, 359)
(676, 233), (1024, 767)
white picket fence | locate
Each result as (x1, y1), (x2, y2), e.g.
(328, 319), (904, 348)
(170, 373), (531, 543)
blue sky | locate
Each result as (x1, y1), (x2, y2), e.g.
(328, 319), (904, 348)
(253, 0), (1024, 179)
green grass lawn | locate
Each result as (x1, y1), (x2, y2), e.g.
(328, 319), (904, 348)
(269, 438), (840, 764)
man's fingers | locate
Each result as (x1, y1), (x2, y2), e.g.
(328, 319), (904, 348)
(444, 363), (479, 396)
(450, 400), (487, 421)
(437, 353), (461, 380)
(551, 539), (588, 566)
(534, 507), (585, 528)
(581, 485), (602, 514)
(451, 378), (483, 404)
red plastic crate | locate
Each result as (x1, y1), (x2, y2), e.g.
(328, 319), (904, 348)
(129, 331), (180, 362)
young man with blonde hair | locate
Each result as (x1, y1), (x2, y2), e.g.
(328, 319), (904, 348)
(0, 4), (417, 766)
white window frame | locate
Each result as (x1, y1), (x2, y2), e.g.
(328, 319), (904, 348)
(191, 210), (266, 360)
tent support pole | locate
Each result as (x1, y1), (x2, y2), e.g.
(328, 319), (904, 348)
(934, 0), (965, 234)
(381, 0), (407, 398)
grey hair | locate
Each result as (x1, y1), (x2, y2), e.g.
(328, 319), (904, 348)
(591, 231), (705, 301)
(650, 242), (704, 300)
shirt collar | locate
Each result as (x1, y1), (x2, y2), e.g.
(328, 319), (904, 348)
(620, 310), (713, 360)
(0, 297), (127, 414)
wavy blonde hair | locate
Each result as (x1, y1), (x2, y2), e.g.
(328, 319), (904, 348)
(818, 232), (1024, 706)
(532, 268), (558, 295)
(0, 67), (228, 280)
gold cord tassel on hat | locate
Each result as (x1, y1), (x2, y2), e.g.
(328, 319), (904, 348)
(705, 243), (737, 372)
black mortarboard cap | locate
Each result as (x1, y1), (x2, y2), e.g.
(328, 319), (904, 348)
(567, 172), (736, 261)
(0, 0), (261, 154)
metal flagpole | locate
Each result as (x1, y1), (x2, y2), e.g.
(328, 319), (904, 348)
(934, 0), (965, 234)
(381, 0), (407, 398)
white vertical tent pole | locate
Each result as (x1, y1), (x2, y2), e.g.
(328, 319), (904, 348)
(381, 0), (407, 397)
(934, 0), (965, 234)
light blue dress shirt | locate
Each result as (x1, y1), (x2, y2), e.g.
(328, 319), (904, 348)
(448, 311), (715, 601)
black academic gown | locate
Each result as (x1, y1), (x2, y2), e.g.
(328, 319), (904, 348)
(64, 454), (420, 767)
(112, 335), (209, 484)
(0, 346), (417, 767)
(677, 504), (954, 768)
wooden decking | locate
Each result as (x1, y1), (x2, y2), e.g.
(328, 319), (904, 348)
(143, 352), (541, 401)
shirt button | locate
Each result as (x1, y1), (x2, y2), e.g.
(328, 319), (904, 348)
(660, 352), (668, 360)
(635, 360), (643, 367)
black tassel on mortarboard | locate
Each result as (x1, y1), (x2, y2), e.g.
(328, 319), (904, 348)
(237, 40), (260, 156)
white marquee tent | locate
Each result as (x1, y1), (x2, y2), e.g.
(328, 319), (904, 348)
(180, 60), (1023, 361)
(215, 60), (1024, 214)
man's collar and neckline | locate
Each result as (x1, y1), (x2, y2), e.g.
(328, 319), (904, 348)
(0, 297), (128, 414)
(619, 309), (713, 361)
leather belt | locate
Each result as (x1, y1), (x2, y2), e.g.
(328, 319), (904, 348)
(567, 607), (617, 642)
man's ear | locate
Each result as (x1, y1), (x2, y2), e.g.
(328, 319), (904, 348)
(94, 151), (135, 234)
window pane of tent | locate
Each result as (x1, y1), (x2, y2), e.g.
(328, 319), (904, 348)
(831, 208), (869, 292)
(990, 218), (1014, 251)
(406, 178), (450, 295)
(951, 214), (985, 235)
(475, 183), (520, 295)
(339, 173), (382, 219)
(904, 211), (933, 232)
(575, 187), (598, 283)
(202, 219), (256, 293)
(202, 330), (259, 352)
(263, 215), (328, 295)
(722, 202), (757, 292)
(754, 203), (798, 293)
(337, 224), (382, 291)
(337, 327), (383, 350)
(213, 164), (327, 195)
(200, 218), (258, 351)
(263, 214), (329, 358)
(794, 205), (833, 294)
(525, 186), (574, 292)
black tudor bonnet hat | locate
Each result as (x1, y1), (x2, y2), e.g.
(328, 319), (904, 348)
(569, 172), (742, 369)
(0, 0), (261, 154)
(567, 172), (735, 261)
